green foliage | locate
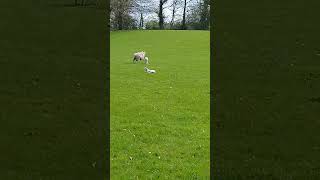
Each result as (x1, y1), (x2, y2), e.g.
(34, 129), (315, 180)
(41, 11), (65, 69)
(145, 20), (159, 30)
(186, 0), (210, 30)
(171, 22), (183, 30)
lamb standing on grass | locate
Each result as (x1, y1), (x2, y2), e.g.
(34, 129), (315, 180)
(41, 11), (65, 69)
(144, 67), (156, 74)
(133, 51), (148, 64)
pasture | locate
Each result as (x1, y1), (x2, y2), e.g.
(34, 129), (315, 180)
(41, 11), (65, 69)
(110, 30), (210, 179)
(1, 0), (107, 179)
(213, 1), (320, 179)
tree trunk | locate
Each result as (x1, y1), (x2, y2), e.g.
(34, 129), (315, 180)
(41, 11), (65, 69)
(158, 0), (164, 29)
(181, 0), (187, 30)
(200, 0), (209, 29)
(117, 13), (123, 30)
(170, 2), (176, 29)
(140, 13), (144, 29)
(75, 0), (78, 6)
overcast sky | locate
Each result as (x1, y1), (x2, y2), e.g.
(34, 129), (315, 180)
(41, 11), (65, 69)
(132, 0), (199, 24)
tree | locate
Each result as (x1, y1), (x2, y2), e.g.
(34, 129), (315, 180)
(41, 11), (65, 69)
(185, 0), (201, 29)
(170, 0), (181, 29)
(145, 20), (159, 30)
(181, 0), (187, 29)
(181, 0), (210, 30)
(139, 13), (144, 28)
(110, 0), (134, 30)
(199, 0), (210, 29)
(158, 0), (169, 29)
(123, 14), (138, 29)
(133, 0), (155, 29)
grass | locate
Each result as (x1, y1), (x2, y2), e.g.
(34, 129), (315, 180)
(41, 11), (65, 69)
(212, 0), (320, 179)
(0, 0), (108, 179)
(110, 30), (210, 179)
(5, 0), (320, 179)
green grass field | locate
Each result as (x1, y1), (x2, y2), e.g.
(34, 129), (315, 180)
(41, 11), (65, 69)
(110, 30), (210, 179)
(5, 0), (320, 179)
(213, 1), (320, 179)
(1, 1), (108, 179)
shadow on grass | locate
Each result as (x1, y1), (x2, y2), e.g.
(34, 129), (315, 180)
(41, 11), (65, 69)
(124, 62), (149, 65)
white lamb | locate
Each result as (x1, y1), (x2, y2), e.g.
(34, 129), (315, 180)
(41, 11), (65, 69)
(144, 67), (156, 74)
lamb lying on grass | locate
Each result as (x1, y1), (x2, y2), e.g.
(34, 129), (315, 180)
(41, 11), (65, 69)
(144, 67), (156, 74)
(133, 51), (149, 64)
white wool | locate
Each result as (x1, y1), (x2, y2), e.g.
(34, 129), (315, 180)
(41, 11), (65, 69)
(133, 51), (147, 63)
(144, 67), (156, 74)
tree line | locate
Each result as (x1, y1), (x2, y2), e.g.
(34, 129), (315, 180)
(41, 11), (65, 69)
(110, 0), (210, 30)
(73, 0), (105, 7)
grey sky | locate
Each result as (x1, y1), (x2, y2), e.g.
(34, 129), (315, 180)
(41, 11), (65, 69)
(133, 0), (198, 24)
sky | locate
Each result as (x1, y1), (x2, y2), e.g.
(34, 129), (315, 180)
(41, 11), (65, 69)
(132, 0), (199, 24)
